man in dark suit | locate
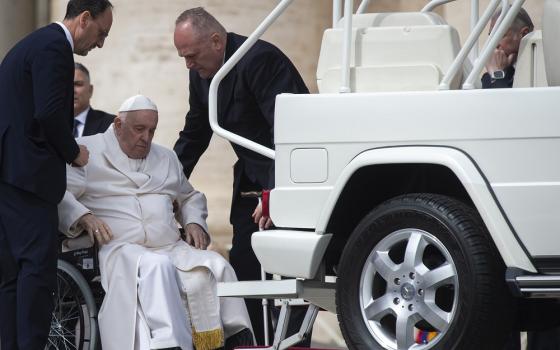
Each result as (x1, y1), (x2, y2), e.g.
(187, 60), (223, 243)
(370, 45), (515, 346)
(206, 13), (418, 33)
(482, 7), (533, 89)
(0, 1), (113, 349)
(73, 62), (115, 137)
(172, 7), (309, 345)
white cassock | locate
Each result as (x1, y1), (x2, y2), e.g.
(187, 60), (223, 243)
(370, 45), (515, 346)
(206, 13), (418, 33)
(58, 128), (252, 350)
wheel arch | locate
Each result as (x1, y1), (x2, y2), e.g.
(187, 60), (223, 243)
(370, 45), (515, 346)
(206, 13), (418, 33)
(317, 146), (536, 273)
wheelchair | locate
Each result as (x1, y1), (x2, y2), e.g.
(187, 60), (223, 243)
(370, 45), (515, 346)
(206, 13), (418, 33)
(47, 235), (104, 350)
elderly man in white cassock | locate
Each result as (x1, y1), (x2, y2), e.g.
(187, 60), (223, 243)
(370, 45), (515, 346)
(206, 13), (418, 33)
(57, 95), (253, 350)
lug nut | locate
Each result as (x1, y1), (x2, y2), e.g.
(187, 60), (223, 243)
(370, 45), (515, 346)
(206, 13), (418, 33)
(393, 297), (400, 305)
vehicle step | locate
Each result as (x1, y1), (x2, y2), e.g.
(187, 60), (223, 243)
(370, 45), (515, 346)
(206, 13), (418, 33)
(507, 269), (560, 297)
(218, 279), (301, 299)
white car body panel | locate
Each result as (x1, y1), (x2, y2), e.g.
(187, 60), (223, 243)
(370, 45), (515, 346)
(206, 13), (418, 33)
(251, 230), (333, 278)
(270, 87), (560, 269)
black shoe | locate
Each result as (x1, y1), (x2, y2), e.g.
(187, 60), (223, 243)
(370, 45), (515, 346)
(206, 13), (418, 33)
(224, 328), (255, 350)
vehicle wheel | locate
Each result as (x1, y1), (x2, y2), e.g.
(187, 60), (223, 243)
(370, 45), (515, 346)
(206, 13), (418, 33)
(46, 260), (100, 350)
(336, 193), (514, 350)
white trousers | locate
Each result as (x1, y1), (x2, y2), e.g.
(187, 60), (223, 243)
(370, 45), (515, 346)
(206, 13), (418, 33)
(135, 252), (193, 350)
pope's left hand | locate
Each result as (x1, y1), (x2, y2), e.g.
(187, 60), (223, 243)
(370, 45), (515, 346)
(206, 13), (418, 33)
(185, 223), (210, 250)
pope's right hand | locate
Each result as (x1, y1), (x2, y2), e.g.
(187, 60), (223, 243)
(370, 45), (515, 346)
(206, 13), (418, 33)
(78, 213), (113, 245)
(72, 145), (89, 167)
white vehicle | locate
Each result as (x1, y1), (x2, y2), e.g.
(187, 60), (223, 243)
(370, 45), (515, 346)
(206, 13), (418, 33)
(215, 0), (560, 349)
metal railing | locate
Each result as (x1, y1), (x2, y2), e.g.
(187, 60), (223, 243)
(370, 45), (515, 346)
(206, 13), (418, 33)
(463, 0), (526, 88)
(207, 0), (528, 158)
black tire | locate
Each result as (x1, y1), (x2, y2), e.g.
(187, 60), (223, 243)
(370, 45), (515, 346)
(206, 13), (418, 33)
(336, 193), (515, 350)
(47, 260), (99, 350)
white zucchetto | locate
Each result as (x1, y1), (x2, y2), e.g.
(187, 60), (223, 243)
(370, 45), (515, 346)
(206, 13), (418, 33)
(118, 94), (158, 112)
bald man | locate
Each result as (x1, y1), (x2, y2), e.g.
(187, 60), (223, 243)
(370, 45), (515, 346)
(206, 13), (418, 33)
(58, 95), (253, 350)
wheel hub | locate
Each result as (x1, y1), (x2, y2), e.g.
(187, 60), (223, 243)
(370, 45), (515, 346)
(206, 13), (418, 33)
(400, 282), (416, 301)
(359, 229), (459, 349)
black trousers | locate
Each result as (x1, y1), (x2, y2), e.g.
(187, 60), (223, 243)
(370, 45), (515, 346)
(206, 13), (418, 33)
(228, 176), (311, 347)
(527, 329), (560, 350)
(0, 182), (58, 350)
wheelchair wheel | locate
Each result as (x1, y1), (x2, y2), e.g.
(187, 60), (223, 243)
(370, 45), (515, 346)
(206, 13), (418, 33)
(47, 260), (100, 350)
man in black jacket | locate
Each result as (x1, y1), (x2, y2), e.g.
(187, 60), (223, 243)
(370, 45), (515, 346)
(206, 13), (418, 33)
(173, 7), (309, 345)
(482, 7), (533, 89)
(73, 62), (115, 137)
(0, 1), (113, 349)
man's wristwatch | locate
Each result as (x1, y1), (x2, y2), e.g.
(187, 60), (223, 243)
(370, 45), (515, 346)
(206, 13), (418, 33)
(491, 70), (506, 80)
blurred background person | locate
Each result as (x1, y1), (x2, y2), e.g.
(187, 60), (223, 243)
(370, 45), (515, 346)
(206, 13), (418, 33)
(73, 62), (115, 137)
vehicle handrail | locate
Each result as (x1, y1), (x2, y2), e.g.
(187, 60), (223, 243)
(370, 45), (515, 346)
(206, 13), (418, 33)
(356, 0), (371, 14)
(463, 0), (526, 88)
(333, 0), (342, 28)
(439, 0), (502, 89)
(340, 0), (353, 93)
(470, 0), (480, 61)
(208, 0), (296, 160)
(490, 0), (510, 37)
(422, 0), (455, 12)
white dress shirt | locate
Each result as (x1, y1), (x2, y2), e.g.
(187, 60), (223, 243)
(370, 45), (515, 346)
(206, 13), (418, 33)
(55, 21), (74, 51)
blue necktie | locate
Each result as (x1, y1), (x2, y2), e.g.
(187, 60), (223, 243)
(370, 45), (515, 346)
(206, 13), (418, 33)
(73, 119), (81, 138)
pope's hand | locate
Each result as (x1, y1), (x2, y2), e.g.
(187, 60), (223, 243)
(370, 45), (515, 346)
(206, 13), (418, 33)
(78, 213), (113, 245)
(72, 145), (89, 167)
(185, 223), (210, 250)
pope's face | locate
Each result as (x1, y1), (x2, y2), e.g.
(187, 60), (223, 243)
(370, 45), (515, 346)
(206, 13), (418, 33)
(114, 110), (158, 159)
(174, 21), (224, 79)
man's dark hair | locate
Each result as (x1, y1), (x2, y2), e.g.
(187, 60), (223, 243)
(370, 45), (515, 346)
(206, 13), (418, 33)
(64, 0), (113, 20)
(493, 6), (534, 32)
(74, 62), (90, 81)
(175, 7), (226, 38)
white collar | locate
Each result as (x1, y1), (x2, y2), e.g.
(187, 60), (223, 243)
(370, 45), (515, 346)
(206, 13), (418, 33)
(75, 107), (90, 124)
(55, 21), (74, 51)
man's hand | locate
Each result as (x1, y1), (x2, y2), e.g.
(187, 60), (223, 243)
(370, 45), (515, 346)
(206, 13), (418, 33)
(185, 223), (210, 250)
(72, 145), (89, 167)
(78, 213), (113, 245)
(252, 201), (273, 231)
(485, 48), (516, 75)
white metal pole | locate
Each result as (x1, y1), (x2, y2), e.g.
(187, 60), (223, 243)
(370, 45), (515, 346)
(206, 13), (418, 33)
(463, 0), (525, 89)
(333, 0), (342, 27)
(421, 0), (456, 12)
(339, 0), (353, 93)
(209, 0), (295, 160)
(356, 0), (370, 14)
(490, 0), (509, 37)
(469, 0), (480, 61)
(439, 0), (501, 89)
(261, 267), (269, 346)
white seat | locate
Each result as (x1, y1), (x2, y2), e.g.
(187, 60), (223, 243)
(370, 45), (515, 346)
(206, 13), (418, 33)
(335, 12), (447, 28)
(513, 31), (548, 88)
(317, 12), (462, 93)
(543, 0), (560, 86)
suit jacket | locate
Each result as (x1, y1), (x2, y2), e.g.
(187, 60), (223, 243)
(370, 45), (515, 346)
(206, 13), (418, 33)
(481, 65), (515, 89)
(82, 107), (115, 136)
(174, 32), (309, 192)
(0, 23), (79, 204)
